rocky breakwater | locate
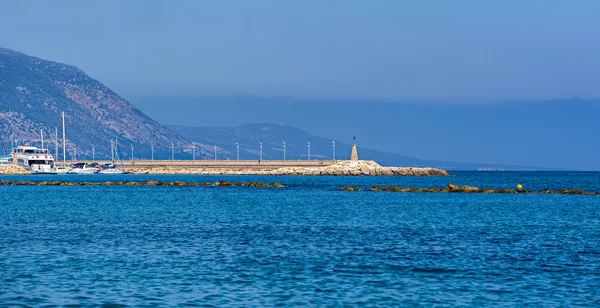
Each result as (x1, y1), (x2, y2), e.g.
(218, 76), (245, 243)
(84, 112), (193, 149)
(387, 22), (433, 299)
(340, 183), (599, 195)
(0, 179), (285, 188)
(130, 160), (449, 176)
(270, 160), (449, 176)
(0, 164), (31, 175)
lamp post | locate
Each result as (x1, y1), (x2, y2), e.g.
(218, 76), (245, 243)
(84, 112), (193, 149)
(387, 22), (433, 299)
(307, 141), (310, 160)
(151, 143), (154, 161)
(171, 143), (174, 161)
(192, 145), (196, 161)
(259, 142), (262, 161)
(332, 141), (335, 161)
(283, 142), (286, 161)
(131, 144), (134, 162)
(235, 142), (240, 160)
(92, 145), (95, 161)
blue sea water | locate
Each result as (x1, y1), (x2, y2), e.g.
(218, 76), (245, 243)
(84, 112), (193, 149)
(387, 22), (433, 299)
(1, 172), (599, 306)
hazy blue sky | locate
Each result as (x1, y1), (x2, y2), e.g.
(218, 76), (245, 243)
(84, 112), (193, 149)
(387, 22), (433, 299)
(2, 0), (600, 101)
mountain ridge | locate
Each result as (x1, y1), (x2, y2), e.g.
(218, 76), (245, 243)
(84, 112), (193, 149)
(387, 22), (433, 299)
(0, 47), (195, 159)
(169, 123), (552, 170)
(132, 94), (600, 170)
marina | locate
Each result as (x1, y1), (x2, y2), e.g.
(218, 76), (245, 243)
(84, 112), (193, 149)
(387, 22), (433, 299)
(0, 141), (448, 176)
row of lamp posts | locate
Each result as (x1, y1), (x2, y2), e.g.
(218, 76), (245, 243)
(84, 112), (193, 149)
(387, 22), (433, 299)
(232, 141), (336, 161)
(97, 140), (338, 161)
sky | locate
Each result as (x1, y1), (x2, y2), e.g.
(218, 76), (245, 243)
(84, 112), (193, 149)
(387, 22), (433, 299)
(1, 0), (600, 101)
(1, 1), (600, 169)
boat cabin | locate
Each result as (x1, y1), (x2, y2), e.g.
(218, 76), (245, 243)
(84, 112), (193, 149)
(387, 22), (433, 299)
(13, 145), (51, 155)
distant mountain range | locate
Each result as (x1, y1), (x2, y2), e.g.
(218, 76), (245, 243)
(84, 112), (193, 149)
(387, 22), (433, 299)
(170, 123), (549, 170)
(0, 47), (550, 169)
(0, 47), (191, 160)
(132, 94), (600, 170)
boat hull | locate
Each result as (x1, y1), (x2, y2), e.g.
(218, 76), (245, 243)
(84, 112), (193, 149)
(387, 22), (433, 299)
(68, 168), (98, 174)
(56, 167), (72, 174)
(33, 171), (59, 175)
(99, 169), (126, 174)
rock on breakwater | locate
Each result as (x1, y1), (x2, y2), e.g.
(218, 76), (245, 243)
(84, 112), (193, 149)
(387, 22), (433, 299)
(340, 183), (599, 195)
(271, 160), (448, 176)
(127, 160), (449, 176)
(0, 179), (285, 188)
(0, 164), (30, 175)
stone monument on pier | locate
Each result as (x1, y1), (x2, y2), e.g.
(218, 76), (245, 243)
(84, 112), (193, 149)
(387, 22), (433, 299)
(350, 136), (359, 161)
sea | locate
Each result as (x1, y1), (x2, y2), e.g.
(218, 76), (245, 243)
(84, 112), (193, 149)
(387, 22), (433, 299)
(0, 171), (599, 306)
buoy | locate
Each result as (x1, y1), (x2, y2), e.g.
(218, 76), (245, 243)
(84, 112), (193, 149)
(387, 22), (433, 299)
(517, 184), (523, 190)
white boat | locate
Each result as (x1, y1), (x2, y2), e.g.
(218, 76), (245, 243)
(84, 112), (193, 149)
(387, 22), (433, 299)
(56, 166), (72, 174)
(99, 166), (125, 174)
(13, 145), (58, 174)
(0, 154), (11, 164)
(98, 141), (127, 174)
(67, 163), (99, 174)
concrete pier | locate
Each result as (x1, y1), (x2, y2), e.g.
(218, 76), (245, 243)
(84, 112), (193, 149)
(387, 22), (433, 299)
(57, 159), (448, 176)
(0, 159), (449, 176)
(64, 160), (337, 171)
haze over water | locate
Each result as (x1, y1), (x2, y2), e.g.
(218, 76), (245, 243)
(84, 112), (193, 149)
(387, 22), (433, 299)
(1, 172), (599, 305)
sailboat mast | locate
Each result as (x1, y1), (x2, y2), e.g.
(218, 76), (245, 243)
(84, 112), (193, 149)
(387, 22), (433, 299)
(41, 129), (44, 149)
(55, 127), (58, 160)
(62, 112), (66, 167)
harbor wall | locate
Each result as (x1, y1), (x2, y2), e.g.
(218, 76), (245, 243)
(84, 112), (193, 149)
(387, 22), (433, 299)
(64, 160), (449, 176)
(64, 160), (337, 170)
